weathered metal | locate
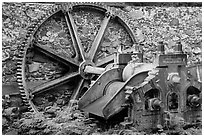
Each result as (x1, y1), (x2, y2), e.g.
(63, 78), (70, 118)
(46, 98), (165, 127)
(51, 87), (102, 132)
(13, 3), (138, 112)
(78, 51), (145, 118)
(2, 2), (201, 131)
(129, 42), (201, 129)
(154, 42), (201, 126)
(79, 41), (202, 130)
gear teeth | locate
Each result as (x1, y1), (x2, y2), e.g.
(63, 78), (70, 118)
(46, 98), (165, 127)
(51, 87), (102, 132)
(50, 8), (55, 14)
(47, 12), (53, 17)
(73, 2), (78, 5)
(17, 77), (23, 80)
(19, 50), (25, 53)
(19, 87), (25, 91)
(17, 67), (22, 71)
(18, 83), (23, 86)
(17, 76), (23, 79)
(17, 2), (125, 114)
(15, 57), (23, 61)
(17, 78), (23, 82)
(21, 96), (28, 100)
(17, 80), (23, 84)
(19, 86), (24, 89)
(21, 99), (27, 103)
(20, 94), (27, 99)
(17, 79), (23, 82)
(20, 93), (27, 97)
(17, 67), (22, 70)
(17, 70), (22, 73)
(19, 89), (25, 93)
(16, 72), (23, 76)
(17, 66), (22, 69)
(17, 62), (23, 65)
(55, 6), (59, 11)
(17, 75), (22, 78)
(19, 93), (25, 97)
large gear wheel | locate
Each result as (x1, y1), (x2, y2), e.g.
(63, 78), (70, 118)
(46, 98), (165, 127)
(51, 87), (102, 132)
(17, 2), (137, 112)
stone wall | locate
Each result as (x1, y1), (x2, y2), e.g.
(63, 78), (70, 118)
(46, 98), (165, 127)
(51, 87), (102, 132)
(2, 2), (202, 84)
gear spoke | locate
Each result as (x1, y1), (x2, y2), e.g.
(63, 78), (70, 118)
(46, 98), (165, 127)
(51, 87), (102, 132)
(28, 100), (39, 113)
(88, 15), (111, 61)
(67, 11), (86, 61)
(63, 11), (79, 59)
(66, 78), (85, 110)
(34, 42), (79, 67)
(31, 72), (79, 95)
(18, 3), (136, 113)
(70, 78), (85, 102)
(96, 54), (114, 67)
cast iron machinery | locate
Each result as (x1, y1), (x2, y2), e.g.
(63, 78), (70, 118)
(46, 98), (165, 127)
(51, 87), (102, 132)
(9, 3), (139, 112)
(2, 2), (202, 131)
(78, 41), (202, 130)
